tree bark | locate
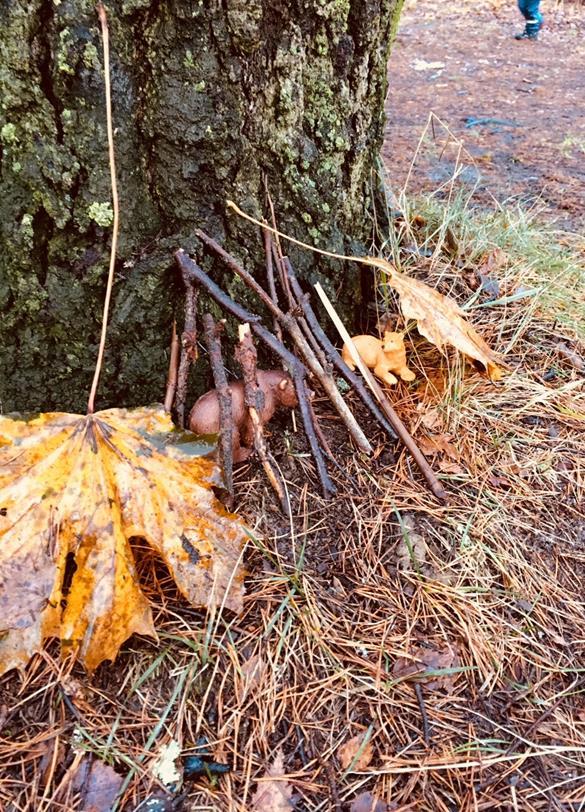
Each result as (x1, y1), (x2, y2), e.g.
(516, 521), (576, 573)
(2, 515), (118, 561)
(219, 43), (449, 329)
(0, 0), (403, 413)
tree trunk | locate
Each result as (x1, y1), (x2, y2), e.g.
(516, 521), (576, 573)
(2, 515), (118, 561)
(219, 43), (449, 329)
(0, 0), (403, 413)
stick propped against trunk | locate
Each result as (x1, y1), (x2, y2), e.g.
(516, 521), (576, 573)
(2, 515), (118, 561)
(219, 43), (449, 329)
(236, 324), (290, 515)
(176, 271), (199, 427)
(202, 314), (234, 506)
(174, 250), (336, 498)
(314, 283), (448, 503)
(194, 229), (372, 456)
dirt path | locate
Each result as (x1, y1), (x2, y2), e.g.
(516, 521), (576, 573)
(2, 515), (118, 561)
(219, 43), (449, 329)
(384, 0), (585, 227)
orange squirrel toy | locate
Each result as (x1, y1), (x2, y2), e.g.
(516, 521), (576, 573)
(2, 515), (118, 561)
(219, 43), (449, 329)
(342, 331), (415, 386)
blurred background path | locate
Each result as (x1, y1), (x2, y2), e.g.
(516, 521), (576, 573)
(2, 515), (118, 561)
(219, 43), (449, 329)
(385, 0), (585, 228)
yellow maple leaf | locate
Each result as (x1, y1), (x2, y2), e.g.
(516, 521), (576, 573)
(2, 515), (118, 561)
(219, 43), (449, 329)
(371, 258), (503, 381)
(0, 406), (246, 674)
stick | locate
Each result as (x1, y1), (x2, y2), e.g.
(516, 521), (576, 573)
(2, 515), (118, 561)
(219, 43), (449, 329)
(271, 235), (294, 309)
(202, 314), (234, 505)
(314, 283), (448, 502)
(414, 683), (431, 746)
(283, 257), (398, 441)
(194, 230), (372, 455)
(163, 320), (180, 413)
(176, 276), (199, 427)
(263, 229), (283, 343)
(236, 324), (290, 515)
(174, 251), (336, 497)
(87, 4), (119, 415)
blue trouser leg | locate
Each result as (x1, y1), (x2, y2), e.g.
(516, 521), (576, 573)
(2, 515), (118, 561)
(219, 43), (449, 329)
(517, 0), (543, 30)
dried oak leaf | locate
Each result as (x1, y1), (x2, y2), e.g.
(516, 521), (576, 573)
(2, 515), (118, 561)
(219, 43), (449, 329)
(0, 407), (246, 674)
(338, 732), (374, 771)
(251, 749), (295, 811)
(71, 757), (124, 812)
(368, 258), (503, 381)
(392, 644), (460, 691)
(350, 793), (395, 812)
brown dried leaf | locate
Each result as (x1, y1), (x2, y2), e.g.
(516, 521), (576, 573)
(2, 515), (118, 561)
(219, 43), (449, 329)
(239, 652), (266, 698)
(417, 434), (459, 460)
(251, 750), (295, 811)
(350, 792), (393, 812)
(71, 757), (123, 812)
(338, 732), (374, 771)
(0, 407), (246, 673)
(480, 247), (509, 276)
(39, 738), (66, 788)
(419, 407), (442, 431)
(437, 460), (466, 475)
(392, 644), (460, 690)
(556, 342), (585, 372)
(370, 258), (503, 380)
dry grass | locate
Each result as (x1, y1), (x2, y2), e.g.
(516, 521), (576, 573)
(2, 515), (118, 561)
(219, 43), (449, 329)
(1, 144), (584, 811)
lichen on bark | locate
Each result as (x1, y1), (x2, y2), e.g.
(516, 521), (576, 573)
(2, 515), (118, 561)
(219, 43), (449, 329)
(0, 0), (403, 413)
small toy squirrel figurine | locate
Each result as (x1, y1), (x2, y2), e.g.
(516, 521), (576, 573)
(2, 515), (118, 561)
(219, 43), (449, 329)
(342, 331), (415, 387)
(189, 370), (298, 462)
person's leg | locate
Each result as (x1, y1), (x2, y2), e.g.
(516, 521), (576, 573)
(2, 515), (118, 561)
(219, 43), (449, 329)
(515, 0), (543, 39)
(524, 0), (543, 27)
(517, 0), (529, 20)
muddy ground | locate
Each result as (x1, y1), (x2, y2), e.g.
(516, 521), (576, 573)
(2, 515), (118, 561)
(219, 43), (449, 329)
(385, 0), (585, 227)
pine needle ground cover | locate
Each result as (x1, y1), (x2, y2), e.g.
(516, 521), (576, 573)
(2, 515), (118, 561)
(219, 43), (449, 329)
(1, 201), (583, 810)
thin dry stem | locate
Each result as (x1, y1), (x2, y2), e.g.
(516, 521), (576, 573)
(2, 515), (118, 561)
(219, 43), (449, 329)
(87, 3), (119, 415)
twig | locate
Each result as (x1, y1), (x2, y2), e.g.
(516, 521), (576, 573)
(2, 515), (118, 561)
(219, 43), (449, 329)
(176, 276), (199, 427)
(87, 3), (119, 415)
(414, 683), (431, 746)
(315, 283), (448, 502)
(271, 236), (294, 309)
(202, 314), (234, 506)
(163, 321), (180, 413)
(236, 325), (290, 515)
(174, 250), (336, 497)
(263, 229), (283, 343)
(283, 257), (398, 441)
(263, 182), (292, 304)
(194, 230), (372, 455)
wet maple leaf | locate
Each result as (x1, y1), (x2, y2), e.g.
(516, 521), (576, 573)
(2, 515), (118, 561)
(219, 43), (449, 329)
(369, 258), (503, 381)
(0, 406), (246, 674)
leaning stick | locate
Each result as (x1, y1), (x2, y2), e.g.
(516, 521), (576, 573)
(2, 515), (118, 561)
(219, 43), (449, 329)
(315, 283), (447, 502)
(236, 324), (290, 515)
(202, 314), (234, 505)
(263, 230), (284, 343)
(194, 230), (372, 456)
(176, 273), (199, 427)
(174, 250), (336, 497)
(282, 257), (398, 441)
(163, 320), (180, 413)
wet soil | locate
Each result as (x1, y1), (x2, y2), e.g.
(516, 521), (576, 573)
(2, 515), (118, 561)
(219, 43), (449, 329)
(385, 0), (585, 228)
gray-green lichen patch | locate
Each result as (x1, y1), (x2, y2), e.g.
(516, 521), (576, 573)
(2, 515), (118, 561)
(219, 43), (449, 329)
(87, 202), (114, 227)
